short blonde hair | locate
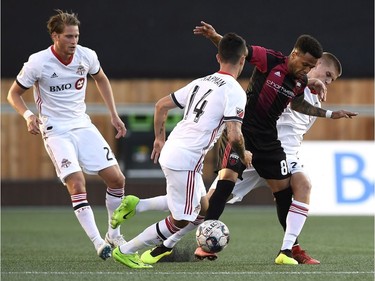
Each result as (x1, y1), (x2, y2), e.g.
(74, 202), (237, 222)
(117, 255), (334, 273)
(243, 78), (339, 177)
(322, 52), (342, 77)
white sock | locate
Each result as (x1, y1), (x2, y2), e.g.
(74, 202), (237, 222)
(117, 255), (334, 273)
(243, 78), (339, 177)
(281, 200), (309, 251)
(106, 187), (124, 237)
(119, 215), (180, 254)
(163, 215), (204, 248)
(71, 193), (103, 248)
(136, 195), (168, 213)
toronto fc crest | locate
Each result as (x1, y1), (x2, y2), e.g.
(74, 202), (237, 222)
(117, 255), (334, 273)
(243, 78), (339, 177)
(76, 64), (86, 75)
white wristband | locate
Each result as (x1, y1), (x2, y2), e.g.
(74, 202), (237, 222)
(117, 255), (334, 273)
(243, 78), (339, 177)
(23, 110), (34, 120)
(325, 110), (333, 118)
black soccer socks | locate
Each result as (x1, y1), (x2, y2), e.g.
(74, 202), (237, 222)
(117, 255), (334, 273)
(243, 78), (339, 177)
(205, 180), (235, 220)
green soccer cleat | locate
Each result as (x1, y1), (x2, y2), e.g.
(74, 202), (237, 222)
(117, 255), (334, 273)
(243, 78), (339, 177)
(113, 247), (152, 269)
(141, 245), (173, 264)
(111, 195), (140, 229)
(275, 250), (298, 265)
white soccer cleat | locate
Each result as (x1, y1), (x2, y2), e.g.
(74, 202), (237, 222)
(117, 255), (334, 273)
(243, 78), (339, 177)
(105, 232), (126, 248)
(96, 242), (112, 260)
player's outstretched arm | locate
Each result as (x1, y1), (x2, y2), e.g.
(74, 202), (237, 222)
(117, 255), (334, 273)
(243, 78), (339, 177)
(291, 95), (358, 119)
(193, 21), (223, 47)
(330, 110), (358, 119)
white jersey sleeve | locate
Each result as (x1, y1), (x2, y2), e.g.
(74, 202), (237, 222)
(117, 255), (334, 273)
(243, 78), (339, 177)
(17, 52), (45, 89)
(277, 87), (321, 155)
(159, 72), (246, 172)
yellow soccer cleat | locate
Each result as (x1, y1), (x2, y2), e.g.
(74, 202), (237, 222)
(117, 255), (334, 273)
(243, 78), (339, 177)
(113, 247), (152, 269)
(141, 245), (173, 264)
(275, 250), (298, 265)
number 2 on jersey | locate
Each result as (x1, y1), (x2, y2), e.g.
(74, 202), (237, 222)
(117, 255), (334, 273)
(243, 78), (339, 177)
(184, 85), (213, 123)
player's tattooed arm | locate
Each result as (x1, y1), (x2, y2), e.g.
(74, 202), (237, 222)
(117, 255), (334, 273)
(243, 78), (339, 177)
(291, 94), (358, 119)
(157, 120), (165, 138)
(291, 94), (327, 117)
(152, 96), (176, 163)
(154, 95), (177, 139)
(226, 121), (252, 167)
(231, 135), (246, 160)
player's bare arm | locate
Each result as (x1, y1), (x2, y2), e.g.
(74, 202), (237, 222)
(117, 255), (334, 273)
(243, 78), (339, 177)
(291, 95), (326, 117)
(226, 121), (252, 168)
(194, 22), (251, 64)
(193, 21), (223, 46)
(291, 94), (358, 119)
(151, 95), (177, 163)
(92, 69), (127, 139)
(7, 81), (42, 135)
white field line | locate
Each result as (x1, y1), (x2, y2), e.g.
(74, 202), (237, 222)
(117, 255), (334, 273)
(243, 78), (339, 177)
(2, 271), (374, 275)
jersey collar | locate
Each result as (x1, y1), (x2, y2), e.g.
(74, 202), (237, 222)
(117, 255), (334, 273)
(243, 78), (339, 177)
(51, 45), (74, 66)
(217, 71), (234, 78)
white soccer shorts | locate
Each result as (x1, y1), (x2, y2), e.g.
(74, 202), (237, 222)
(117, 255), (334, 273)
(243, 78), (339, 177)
(161, 166), (206, 221)
(43, 124), (118, 183)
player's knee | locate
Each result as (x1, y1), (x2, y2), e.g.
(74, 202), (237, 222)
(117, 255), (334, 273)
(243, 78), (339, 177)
(101, 167), (126, 187)
(65, 173), (86, 194)
(299, 181), (312, 194)
(292, 182), (312, 202)
(111, 173), (125, 188)
(66, 180), (86, 194)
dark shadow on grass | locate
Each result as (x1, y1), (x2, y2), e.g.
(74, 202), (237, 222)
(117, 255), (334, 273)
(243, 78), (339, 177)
(158, 239), (197, 262)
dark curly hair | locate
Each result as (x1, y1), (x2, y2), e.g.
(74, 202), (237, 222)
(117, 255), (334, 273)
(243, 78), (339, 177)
(294, 35), (323, 59)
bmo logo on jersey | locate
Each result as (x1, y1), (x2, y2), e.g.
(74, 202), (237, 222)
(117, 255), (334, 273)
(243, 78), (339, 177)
(50, 83), (72, 92)
(49, 78), (85, 92)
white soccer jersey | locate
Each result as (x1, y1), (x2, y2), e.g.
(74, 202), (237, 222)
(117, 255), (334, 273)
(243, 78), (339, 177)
(16, 45), (100, 136)
(277, 87), (321, 155)
(159, 72), (246, 173)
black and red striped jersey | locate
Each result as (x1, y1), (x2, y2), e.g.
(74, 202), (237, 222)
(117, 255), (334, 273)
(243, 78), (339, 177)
(242, 45), (308, 151)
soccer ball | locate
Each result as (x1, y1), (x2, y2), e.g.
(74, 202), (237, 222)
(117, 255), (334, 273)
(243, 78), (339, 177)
(195, 220), (230, 253)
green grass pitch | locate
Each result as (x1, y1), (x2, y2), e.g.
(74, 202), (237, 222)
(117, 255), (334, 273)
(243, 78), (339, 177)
(1, 206), (374, 281)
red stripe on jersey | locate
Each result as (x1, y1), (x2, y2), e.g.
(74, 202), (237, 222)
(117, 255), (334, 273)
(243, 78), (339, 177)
(221, 143), (232, 169)
(35, 82), (43, 114)
(195, 119), (223, 173)
(194, 156), (203, 173)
